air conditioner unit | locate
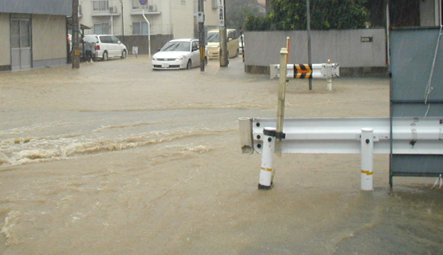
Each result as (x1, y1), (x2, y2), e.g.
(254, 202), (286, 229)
(148, 5), (157, 12)
(109, 6), (117, 13)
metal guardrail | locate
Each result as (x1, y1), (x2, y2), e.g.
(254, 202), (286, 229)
(270, 63), (340, 80)
(240, 46), (442, 191)
(240, 117), (443, 155)
(239, 117), (443, 190)
(270, 62), (340, 91)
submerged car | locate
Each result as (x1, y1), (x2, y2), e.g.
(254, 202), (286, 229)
(206, 29), (239, 60)
(83, 34), (127, 61)
(152, 38), (207, 70)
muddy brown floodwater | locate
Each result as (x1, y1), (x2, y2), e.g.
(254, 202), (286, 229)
(1, 56), (442, 254)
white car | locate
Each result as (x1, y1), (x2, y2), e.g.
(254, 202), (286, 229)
(83, 34), (127, 61)
(152, 39), (207, 70)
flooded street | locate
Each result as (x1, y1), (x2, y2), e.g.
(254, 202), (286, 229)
(1, 56), (442, 254)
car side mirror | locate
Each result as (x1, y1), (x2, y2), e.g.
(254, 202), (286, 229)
(118, 41), (121, 44)
(229, 38), (233, 41)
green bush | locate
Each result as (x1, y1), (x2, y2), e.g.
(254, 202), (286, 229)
(245, 0), (369, 31)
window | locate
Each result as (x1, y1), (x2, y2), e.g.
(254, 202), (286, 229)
(192, 41), (199, 51)
(212, 0), (218, 9)
(93, 1), (109, 11)
(100, 36), (112, 43)
(94, 23), (110, 34)
(228, 30), (237, 40)
(132, 22), (148, 35)
(11, 19), (30, 48)
(111, 36), (120, 43)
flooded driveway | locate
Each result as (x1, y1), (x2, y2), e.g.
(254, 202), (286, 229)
(1, 56), (442, 254)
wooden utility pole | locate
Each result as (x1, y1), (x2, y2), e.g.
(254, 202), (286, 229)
(307, 0), (312, 90)
(219, 0), (228, 67)
(198, 0), (205, 71)
(72, 0), (80, 69)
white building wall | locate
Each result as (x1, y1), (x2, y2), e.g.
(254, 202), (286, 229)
(171, 0), (194, 38)
(203, 0), (219, 30)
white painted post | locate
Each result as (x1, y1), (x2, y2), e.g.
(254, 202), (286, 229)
(259, 128), (276, 189)
(361, 128), (374, 191)
(326, 59), (332, 91)
(327, 77), (332, 91)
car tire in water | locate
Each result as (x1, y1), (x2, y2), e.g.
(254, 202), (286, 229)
(103, 51), (108, 61)
(186, 60), (192, 70)
(121, 50), (127, 59)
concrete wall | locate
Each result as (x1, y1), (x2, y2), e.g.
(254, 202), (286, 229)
(244, 29), (387, 76)
(0, 14), (10, 70)
(120, 34), (173, 55)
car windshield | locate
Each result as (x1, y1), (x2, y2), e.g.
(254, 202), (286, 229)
(161, 41), (190, 52)
(207, 33), (219, 43)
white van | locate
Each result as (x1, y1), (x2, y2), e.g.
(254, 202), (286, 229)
(83, 34), (128, 61)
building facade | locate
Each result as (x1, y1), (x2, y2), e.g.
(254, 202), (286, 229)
(77, 0), (220, 39)
(0, 0), (71, 71)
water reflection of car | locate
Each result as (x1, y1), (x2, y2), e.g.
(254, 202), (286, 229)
(206, 29), (239, 60)
(152, 38), (207, 70)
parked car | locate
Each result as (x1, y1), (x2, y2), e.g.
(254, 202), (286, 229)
(206, 29), (239, 60)
(152, 38), (207, 70)
(239, 34), (244, 55)
(83, 34), (127, 61)
(67, 34), (72, 51)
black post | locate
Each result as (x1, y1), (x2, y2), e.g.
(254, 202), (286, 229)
(121, 0), (124, 36)
(198, 0), (205, 71)
(307, 0), (312, 90)
(72, 0), (80, 69)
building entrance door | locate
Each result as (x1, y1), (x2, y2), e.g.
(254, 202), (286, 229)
(11, 17), (32, 70)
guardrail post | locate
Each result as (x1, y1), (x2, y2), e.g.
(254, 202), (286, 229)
(327, 77), (332, 91)
(258, 128), (276, 189)
(361, 128), (374, 191)
(276, 48), (288, 156)
(325, 59), (333, 91)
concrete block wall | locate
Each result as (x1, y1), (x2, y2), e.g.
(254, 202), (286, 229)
(244, 29), (388, 77)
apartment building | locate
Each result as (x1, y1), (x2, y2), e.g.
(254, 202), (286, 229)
(78, 0), (220, 38)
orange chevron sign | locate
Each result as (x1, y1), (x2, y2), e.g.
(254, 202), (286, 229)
(294, 64), (312, 79)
